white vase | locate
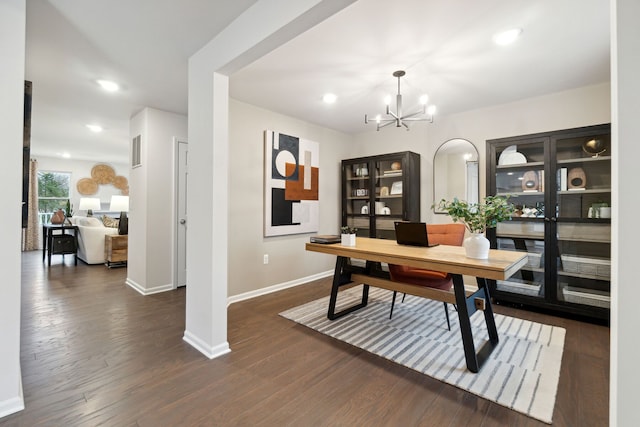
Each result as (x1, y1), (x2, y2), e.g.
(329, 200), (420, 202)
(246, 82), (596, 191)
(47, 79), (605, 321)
(341, 233), (356, 246)
(464, 232), (490, 259)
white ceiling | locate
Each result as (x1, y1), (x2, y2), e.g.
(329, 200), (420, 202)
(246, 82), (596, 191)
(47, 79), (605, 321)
(26, 0), (610, 164)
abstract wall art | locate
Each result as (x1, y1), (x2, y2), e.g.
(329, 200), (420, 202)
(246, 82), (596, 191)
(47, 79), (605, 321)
(264, 130), (319, 237)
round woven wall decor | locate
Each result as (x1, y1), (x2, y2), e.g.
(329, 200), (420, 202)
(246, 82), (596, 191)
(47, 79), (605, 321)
(77, 178), (98, 195)
(91, 164), (116, 184)
(113, 175), (129, 190)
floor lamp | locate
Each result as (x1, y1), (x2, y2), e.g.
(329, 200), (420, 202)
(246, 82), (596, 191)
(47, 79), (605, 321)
(110, 195), (129, 235)
(78, 197), (100, 217)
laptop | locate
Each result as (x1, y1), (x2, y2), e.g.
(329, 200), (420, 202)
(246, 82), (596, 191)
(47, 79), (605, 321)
(394, 222), (439, 247)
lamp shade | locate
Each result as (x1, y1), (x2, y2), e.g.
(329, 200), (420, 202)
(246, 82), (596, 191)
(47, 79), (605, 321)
(78, 197), (101, 211)
(109, 195), (129, 212)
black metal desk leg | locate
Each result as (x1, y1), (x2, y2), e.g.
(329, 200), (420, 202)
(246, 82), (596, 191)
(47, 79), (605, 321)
(477, 277), (498, 345)
(327, 256), (369, 320)
(452, 273), (479, 372)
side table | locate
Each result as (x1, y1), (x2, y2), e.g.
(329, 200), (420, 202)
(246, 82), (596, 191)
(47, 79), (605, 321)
(42, 224), (79, 266)
(105, 234), (128, 267)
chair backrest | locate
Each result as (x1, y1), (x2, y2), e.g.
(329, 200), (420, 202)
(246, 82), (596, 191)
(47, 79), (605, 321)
(425, 223), (465, 246)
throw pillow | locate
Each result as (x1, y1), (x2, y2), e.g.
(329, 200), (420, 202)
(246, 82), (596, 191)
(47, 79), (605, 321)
(78, 217), (103, 227)
(102, 215), (120, 228)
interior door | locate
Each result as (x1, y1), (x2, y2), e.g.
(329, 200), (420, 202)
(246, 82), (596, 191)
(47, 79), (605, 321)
(176, 140), (188, 287)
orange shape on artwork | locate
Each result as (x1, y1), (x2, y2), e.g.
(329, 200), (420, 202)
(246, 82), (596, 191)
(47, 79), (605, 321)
(285, 163), (318, 201)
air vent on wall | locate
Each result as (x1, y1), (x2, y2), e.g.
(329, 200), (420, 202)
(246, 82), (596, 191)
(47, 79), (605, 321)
(132, 135), (141, 168)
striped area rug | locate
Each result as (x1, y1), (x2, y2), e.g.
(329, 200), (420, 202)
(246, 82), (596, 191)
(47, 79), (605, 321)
(280, 286), (565, 424)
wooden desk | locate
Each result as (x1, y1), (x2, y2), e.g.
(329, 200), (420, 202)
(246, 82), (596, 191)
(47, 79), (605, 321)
(42, 224), (79, 266)
(306, 237), (527, 373)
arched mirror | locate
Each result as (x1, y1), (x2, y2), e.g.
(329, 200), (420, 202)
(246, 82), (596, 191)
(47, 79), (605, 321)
(433, 138), (479, 213)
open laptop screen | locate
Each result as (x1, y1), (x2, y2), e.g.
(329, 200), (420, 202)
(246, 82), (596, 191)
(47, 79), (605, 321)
(394, 222), (439, 247)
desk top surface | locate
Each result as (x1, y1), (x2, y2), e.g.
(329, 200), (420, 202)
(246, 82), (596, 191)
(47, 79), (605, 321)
(306, 237), (527, 281)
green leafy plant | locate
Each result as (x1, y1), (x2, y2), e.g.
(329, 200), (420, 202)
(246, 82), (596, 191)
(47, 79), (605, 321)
(65, 199), (74, 217)
(341, 226), (358, 235)
(434, 195), (514, 234)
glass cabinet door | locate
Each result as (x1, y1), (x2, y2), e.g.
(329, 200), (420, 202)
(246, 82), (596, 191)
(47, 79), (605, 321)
(553, 131), (611, 311)
(344, 161), (371, 237)
(493, 138), (547, 299)
(373, 156), (404, 239)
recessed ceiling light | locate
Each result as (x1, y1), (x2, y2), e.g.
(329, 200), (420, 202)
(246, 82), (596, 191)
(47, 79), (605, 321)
(97, 79), (119, 92)
(56, 152), (71, 159)
(493, 28), (522, 46)
(323, 93), (337, 104)
(86, 124), (103, 133)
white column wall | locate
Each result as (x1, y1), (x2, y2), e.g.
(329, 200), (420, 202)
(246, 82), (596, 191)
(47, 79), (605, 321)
(185, 0), (356, 358)
(0, 0), (25, 418)
(128, 108), (187, 295)
(610, 0), (640, 425)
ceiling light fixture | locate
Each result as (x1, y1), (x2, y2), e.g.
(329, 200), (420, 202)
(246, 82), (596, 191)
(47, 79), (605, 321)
(493, 28), (522, 46)
(97, 79), (119, 92)
(365, 70), (435, 131)
(86, 124), (103, 133)
(322, 93), (337, 104)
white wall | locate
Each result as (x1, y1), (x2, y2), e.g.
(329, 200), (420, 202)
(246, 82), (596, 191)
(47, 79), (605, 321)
(228, 99), (351, 297)
(610, 0), (640, 424)
(0, 0), (25, 418)
(352, 83), (611, 224)
(128, 107), (187, 294)
(36, 156), (128, 216)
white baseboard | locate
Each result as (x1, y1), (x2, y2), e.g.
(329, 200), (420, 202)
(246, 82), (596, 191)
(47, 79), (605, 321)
(183, 331), (231, 359)
(227, 269), (333, 306)
(0, 376), (24, 419)
(126, 278), (174, 295)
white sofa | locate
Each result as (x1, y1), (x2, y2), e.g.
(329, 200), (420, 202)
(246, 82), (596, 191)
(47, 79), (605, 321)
(71, 216), (119, 264)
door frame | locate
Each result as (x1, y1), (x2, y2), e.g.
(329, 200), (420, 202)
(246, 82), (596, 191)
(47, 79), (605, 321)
(173, 137), (188, 289)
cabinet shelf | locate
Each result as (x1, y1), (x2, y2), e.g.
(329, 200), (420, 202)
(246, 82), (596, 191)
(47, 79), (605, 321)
(342, 151), (420, 240)
(487, 123), (611, 321)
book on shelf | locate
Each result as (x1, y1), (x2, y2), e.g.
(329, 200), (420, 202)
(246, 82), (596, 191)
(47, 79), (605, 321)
(309, 235), (341, 244)
(383, 170), (402, 176)
(568, 187), (585, 191)
(557, 167), (568, 191)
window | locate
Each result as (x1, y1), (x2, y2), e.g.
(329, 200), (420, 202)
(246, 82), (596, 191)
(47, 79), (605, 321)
(37, 171), (71, 224)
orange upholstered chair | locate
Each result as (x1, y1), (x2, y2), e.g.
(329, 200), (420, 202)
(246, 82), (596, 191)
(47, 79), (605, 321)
(388, 223), (466, 329)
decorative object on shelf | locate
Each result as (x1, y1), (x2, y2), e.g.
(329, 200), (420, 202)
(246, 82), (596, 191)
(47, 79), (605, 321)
(390, 181), (403, 195)
(77, 177), (98, 195)
(78, 197), (101, 216)
(364, 70), (436, 131)
(521, 170), (539, 191)
(50, 209), (65, 224)
(355, 188), (368, 197)
(599, 206), (611, 219)
(340, 226), (357, 246)
(498, 145), (527, 165)
(110, 195), (129, 235)
(390, 161), (401, 171)
(380, 186), (389, 196)
(375, 201), (386, 214)
(582, 138), (606, 157)
(381, 206), (391, 215)
(264, 130), (319, 237)
(434, 196), (514, 259)
(567, 167), (586, 190)
(361, 204), (369, 214)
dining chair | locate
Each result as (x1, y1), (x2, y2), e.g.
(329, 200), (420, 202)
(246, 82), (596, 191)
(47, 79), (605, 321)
(387, 223), (466, 330)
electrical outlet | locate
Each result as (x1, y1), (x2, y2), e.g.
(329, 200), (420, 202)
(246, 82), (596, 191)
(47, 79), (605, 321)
(263, 254), (269, 264)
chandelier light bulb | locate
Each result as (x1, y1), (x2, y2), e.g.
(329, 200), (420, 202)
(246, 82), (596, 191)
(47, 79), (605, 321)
(427, 105), (437, 115)
(384, 95), (391, 105)
(97, 79), (119, 92)
(419, 94), (429, 105)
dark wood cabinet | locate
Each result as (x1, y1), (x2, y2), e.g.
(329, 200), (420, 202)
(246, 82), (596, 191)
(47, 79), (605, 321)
(486, 124), (611, 322)
(342, 151), (420, 239)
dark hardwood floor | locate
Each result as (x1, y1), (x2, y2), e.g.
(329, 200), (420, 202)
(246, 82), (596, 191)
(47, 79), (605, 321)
(1, 251), (609, 426)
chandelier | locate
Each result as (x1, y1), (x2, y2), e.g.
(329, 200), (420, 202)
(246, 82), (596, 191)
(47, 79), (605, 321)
(365, 70), (436, 131)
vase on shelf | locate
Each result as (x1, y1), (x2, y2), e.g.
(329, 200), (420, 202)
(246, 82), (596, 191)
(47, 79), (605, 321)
(341, 233), (356, 246)
(464, 232), (490, 259)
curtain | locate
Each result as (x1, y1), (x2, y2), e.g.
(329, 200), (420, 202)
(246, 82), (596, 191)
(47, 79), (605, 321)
(22, 158), (39, 251)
